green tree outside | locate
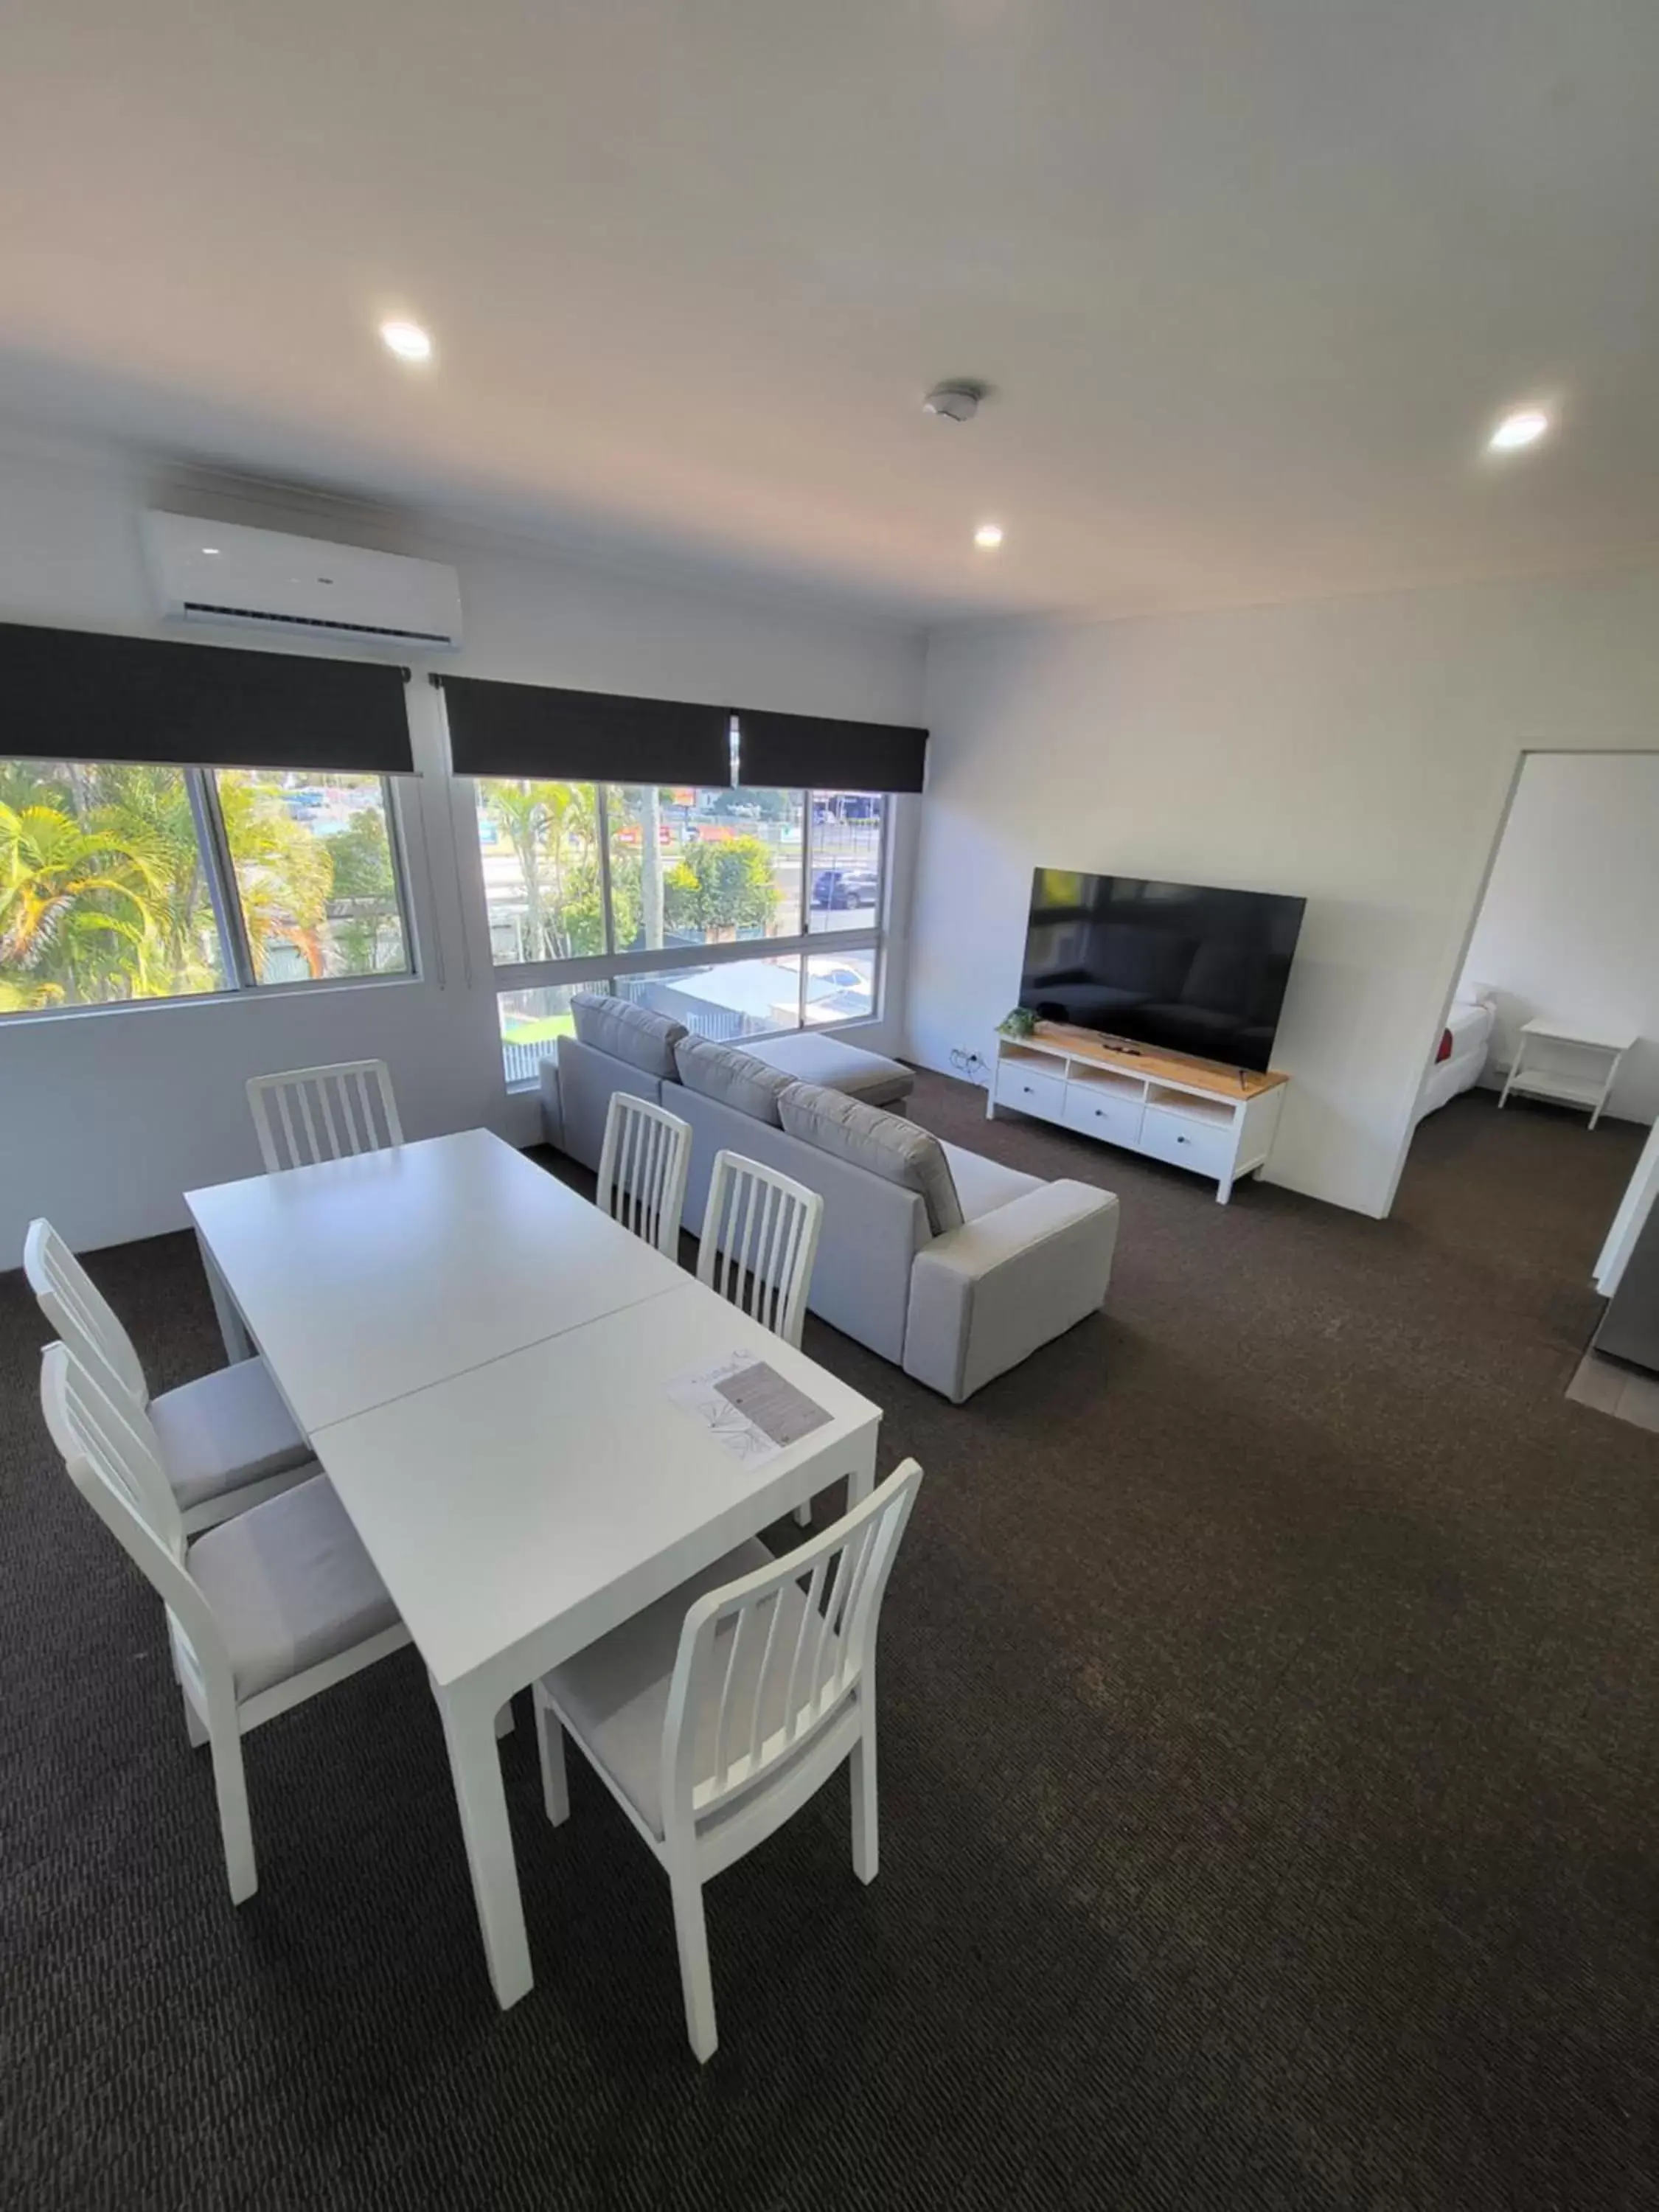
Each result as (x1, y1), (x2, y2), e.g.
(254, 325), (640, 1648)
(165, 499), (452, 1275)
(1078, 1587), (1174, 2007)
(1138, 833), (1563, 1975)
(1, 760), (400, 1012)
(664, 835), (779, 939)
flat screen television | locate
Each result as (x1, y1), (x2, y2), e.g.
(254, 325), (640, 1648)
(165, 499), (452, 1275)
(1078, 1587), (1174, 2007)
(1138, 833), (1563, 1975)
(1018, 869), (1306, 1074)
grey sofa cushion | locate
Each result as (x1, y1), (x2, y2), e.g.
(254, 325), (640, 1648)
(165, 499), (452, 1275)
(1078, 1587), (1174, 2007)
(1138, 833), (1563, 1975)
(742, 1030), (914, 1109)
(571, 992), (687, 1079)
(672, 1035), (796, 1126)
(942, 1143), (1044, 1223)
(778, 1082), (964, 1235)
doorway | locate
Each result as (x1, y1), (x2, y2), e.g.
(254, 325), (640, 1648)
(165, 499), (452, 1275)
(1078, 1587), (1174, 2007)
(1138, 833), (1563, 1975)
(1393, 750), (1659, 1425)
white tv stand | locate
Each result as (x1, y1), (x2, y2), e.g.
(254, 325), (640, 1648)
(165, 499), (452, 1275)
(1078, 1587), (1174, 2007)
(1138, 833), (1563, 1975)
(987, 1022), (1288, 1203)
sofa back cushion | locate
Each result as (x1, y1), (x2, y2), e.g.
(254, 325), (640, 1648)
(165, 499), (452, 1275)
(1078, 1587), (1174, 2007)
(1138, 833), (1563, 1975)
(672, 1035), (796, 1126)
(570, 992), (686, 1079)
(779, 1081), (964, 1235)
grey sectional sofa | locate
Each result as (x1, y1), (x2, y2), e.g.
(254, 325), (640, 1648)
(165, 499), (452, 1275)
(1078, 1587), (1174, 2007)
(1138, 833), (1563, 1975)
(542, 995), (1120, 1404)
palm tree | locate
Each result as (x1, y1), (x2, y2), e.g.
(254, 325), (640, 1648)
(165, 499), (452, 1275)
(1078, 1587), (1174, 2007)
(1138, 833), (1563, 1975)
(486, 780), (594, 960)
(0, 798), (167, 1009)
(216, 776), (333, 978)
(84, 763), (224, 995)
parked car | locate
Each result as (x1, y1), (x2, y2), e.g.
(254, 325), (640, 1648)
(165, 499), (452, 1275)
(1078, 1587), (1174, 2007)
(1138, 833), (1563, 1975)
(811, 866), (880, 910)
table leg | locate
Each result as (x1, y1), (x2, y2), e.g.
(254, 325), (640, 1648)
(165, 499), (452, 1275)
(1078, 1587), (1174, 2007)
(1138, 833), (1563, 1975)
(197, 1232), (254, 1362)
(434, 1679), (533, 2009)
(844, 1427), (880, 1507)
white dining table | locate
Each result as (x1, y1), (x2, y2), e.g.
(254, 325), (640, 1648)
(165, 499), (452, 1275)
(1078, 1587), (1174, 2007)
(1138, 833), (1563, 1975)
(184, 1129), (883, 2008)
(187, 1127), (689, 1433)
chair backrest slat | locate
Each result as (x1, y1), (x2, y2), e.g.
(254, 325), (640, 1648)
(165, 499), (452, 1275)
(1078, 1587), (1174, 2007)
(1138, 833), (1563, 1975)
(247, 1061), (403, 1173)
(41, 1342), (232, 1697)
(40, 1340), (189, 1564)
(745, 1589), (787, 1773)
(334, 1071), (360, 1154)
(24, 1219), (149, 1408)
(597, 1093), (691, 1257)
(661, 1460), (922, 1834)
(697, 1151), (824, 1349)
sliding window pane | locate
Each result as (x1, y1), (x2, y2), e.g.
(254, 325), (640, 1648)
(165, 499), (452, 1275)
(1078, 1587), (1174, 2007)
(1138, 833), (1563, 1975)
(475, 777), (604, 963)
(498, 981), (590, 1088)
(807, 790), (885, 933)
(216, 770), (408, 983)
(804, 946), (876, 1024)
(624, 785), (802, 948)
(0, 757), (228, 1014)
(605, 783), (678, 955)
(614, 955), (801, 1043)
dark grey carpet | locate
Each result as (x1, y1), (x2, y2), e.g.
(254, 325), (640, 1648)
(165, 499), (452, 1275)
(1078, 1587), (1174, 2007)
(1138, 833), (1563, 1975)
(3, 1076), (1656, 2210)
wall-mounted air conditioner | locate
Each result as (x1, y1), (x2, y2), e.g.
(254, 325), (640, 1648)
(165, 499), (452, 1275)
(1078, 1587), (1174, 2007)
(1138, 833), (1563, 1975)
(143, 512), (464, 651)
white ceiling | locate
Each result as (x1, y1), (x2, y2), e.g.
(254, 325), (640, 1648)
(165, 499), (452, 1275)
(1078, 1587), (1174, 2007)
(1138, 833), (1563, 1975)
(4, 0), (1658, 623)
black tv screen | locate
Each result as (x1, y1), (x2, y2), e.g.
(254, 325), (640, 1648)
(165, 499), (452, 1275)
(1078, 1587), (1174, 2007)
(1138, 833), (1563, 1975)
(1018, 870), (1305, 1073)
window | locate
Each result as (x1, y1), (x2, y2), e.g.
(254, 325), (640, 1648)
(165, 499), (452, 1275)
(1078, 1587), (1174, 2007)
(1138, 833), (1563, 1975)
(804, 947), (876, 1023)
(473, 777), (604, 964)
(481, 781), (891, 1087)
(498, 982), (583, 1088)
(216, 770), (408, 982)
(1, 756), (412, 1018)
(807, 791), (886, 933)
(614, 956), (804, 1042)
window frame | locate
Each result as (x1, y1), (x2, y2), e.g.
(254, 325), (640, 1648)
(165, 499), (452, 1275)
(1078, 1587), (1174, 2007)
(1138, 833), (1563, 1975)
(477, 780), (891, 1088)
(0, 755), (420, 1025)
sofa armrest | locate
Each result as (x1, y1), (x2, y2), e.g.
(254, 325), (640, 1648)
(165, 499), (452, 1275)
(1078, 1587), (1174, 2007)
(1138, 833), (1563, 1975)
(903, 1180), (1119, 1404)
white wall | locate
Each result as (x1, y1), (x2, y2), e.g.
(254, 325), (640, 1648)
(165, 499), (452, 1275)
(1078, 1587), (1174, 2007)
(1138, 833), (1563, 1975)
(911, 572), (1659, 1216)
(0, 438), (924, 1259)
(1460, 751), (1659, 1125)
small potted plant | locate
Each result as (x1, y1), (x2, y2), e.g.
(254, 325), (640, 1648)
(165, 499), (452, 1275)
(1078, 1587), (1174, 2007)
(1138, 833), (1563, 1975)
(998, 1007), (1037, 1040)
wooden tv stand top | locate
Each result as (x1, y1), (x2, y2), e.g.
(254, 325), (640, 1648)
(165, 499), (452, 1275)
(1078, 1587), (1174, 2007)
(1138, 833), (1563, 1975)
(1025, 1022), (1288, 1100)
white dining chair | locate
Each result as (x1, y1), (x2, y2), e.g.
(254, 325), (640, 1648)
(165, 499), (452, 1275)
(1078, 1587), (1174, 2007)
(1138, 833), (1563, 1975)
(597, 1093), (692, 1257)
(246, 1059), (403, 1172)
(533, 1456), (922, 2061)
(24, 1217), (314, 1534)
(699, 1150), (825, 1522)
(698, 1150), (824, 1347)
(40, 1339), (410, 1905)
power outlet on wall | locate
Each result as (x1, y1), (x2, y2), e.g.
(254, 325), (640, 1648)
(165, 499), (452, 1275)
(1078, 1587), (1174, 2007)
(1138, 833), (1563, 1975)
(950, 1047), (990, 1088)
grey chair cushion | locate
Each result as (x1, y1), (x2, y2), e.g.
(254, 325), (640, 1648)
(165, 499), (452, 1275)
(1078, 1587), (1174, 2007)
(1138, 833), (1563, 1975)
(571, 992), (687, 1079)
(672, 1036), (796, 1126)
(742, 1031), (914, 1109)
(149, 1357), (312, 1511)
(778, 1082), (964, 1236)
(543, 1537), (835, 1838)
(190, 1474), (400, 1700)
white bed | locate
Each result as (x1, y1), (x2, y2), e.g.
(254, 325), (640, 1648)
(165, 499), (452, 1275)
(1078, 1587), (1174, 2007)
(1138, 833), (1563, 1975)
(1415, 994), (1497, 1124)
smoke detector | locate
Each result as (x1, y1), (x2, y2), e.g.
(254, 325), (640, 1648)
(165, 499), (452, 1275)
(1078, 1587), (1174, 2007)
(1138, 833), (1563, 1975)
(922, 380), (989, 424)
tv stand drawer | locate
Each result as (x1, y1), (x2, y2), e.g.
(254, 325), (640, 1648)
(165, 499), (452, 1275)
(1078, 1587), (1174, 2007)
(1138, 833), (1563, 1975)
(1140, 1105), (1234, 1180)
(994, 1061), (1067, 1124)
(1062, 1087), (1144, 1148)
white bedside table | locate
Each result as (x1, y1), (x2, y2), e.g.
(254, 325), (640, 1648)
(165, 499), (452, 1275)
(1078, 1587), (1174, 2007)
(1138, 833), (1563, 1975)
(1498, 1018), (1638, 1130)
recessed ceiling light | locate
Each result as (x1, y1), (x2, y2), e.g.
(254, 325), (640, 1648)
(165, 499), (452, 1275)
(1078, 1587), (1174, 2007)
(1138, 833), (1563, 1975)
(380, 319), (433, 364)
(201, 546), (221, 557)
(974, 523), (1004, 549)
(1489, 408), (1550, 452)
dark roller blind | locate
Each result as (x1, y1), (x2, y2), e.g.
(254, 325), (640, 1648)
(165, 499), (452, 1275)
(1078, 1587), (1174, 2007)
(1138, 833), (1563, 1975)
(737, 708), (928, 793)
(0, 622), (414, 774)
(442, 675), (732, 785)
